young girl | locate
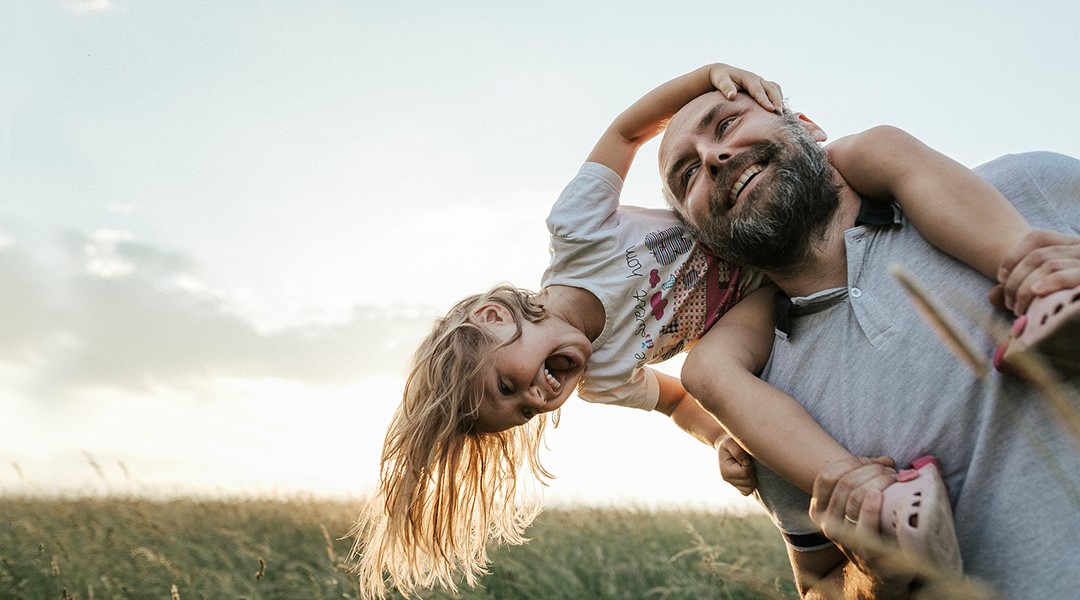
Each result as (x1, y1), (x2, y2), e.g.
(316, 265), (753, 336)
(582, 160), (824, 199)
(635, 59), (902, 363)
(350, 64), (1074, 598)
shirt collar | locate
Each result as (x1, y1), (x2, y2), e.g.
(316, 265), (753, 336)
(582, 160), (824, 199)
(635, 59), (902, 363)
(773, 198), (902, 338)
(856, 198), (902, 227)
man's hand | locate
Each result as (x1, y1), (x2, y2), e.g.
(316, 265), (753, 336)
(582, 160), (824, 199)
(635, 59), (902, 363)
(716, 432), (756, 495)
(993, 229), (1080, 315)
(808, 457), (922, 597)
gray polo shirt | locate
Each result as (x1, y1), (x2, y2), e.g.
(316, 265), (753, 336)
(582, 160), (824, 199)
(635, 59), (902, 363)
(754, 152), (1080, 600)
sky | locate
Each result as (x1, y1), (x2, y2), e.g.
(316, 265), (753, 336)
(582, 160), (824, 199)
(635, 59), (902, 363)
(2, 1), (1079, 512)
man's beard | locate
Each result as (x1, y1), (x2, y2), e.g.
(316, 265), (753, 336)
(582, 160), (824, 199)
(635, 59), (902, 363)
(690, 113), (842, 275)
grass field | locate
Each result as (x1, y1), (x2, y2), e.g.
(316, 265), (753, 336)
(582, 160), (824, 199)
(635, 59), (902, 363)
(0, 495), (797, 599)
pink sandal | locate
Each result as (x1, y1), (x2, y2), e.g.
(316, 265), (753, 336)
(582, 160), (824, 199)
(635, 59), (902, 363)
(880, 455), (963, 575)
(993, 287), (1080, 380)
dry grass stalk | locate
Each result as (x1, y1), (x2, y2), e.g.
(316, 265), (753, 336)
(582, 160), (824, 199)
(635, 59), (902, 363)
(889, 265), (987, 377)
(321, 523), (337, 562)
(807, 531), (1001, 600)
(888, 265), (1080, 598)
(891, 265), (1080, 451)
(672, 521), (794, 600)
(1007, 352), (1080, 452)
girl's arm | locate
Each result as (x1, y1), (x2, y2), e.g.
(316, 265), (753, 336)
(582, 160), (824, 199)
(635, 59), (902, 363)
(652, 369), (756, 495)
(587, 64), (782, 180)
(997, 229), (1080, 314)
(827, 125), (1032, 280)
(681, 285), (856, 494)
(592, 64), (782, 492)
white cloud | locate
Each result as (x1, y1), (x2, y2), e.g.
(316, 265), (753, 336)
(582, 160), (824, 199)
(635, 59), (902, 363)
(0, 244), (56, 364)
(1, 230), (437, 395)
(170, 273), (208, 294)
(80, 229), (135, 277)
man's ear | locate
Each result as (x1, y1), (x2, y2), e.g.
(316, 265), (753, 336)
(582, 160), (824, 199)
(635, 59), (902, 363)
(473, 303), (511, 325)
(795, 113), (828, 143)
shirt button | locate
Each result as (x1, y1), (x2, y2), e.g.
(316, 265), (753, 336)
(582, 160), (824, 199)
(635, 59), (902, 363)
(850, 287), (863, 298)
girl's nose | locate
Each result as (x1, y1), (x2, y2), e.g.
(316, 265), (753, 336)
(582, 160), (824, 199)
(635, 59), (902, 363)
(525, 387), (546, 409)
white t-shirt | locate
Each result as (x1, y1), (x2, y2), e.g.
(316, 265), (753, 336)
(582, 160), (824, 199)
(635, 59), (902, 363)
(542, 162), (763, 410)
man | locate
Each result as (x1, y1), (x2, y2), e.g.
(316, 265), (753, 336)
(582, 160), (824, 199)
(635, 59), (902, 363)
(659, 90), (1080, 599)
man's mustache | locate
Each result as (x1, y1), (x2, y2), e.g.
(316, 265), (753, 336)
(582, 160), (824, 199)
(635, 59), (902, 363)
(706, 141), (784, 219)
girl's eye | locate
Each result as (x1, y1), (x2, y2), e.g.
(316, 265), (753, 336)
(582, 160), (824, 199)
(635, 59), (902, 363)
(498, 380), (513, 396)
(521, 408), (535, 420)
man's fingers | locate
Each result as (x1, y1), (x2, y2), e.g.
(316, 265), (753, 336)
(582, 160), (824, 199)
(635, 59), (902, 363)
(811, 457), (861, 521)
(865, 455), (896, 469)
(838, 465), (895, 521)
(855, 489), (883, 537)
(812, 458), (895, 532)
(988, 283), (1007, 310)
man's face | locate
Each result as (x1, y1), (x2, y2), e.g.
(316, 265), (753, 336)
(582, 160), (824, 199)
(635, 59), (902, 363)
(659, 91), (840, 272)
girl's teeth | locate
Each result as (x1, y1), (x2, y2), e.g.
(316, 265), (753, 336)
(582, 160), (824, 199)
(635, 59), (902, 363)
(544, 367), (561, 391)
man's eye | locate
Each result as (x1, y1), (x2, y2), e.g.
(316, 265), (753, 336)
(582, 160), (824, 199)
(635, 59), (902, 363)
(681, 165), (698, 185)
(499, 380), (513, 396)
(718, 118), (734, 137)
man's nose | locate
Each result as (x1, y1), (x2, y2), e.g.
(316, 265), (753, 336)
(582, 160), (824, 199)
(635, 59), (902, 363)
(704, 148), (732, 178)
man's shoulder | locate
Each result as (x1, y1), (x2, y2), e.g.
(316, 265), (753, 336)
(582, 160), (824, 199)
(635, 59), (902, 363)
(974, 151), (1080, 184)
(974, 151), (1080, 232)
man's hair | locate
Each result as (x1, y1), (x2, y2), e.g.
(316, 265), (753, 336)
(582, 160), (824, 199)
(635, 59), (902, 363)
(349, 283), (558, 598)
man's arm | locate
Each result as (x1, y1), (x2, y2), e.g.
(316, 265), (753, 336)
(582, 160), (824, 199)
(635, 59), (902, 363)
(791, 546), (912, 600)
(789, 545), (849, 599)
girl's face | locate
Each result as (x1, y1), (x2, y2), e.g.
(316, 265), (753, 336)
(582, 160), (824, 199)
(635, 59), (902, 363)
(470, 304), (591, 433)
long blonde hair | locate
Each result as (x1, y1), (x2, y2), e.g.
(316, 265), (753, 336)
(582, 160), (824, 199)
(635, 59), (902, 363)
(350, 284), (559, 598)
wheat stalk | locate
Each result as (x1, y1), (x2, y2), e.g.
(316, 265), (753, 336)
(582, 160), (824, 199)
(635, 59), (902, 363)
(891, 264), (1080, 452)
(1005, 352), (1080, 453)
(889, 265), (987, 377)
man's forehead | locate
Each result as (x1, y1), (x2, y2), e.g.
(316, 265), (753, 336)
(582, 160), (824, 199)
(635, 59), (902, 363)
(661, 92), (740, 162)
(671, 91), (732, 125)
